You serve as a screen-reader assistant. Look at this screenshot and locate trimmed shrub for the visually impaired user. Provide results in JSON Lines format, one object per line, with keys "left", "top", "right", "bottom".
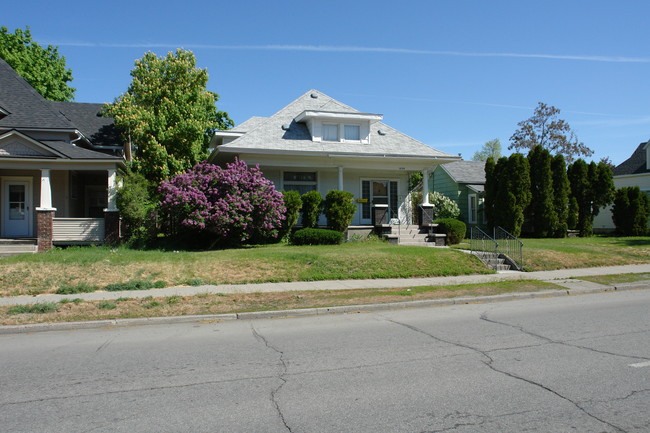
{"left": 323, "top": 190, "right": 356, "bottom": 232}
{"left": 280, "top": 191, "right": 302, "bottom": 240}
{"left": 116, "top": 168, "right": 158, "bottom": 247}
{"left": 301, "top": 190, "right": 323, "bottom": 228}
{"left": 290, "top": 228, "right": 344, "bottom": 245}
{"left": 434, "top": 218, "right": 466, "bottom": 245}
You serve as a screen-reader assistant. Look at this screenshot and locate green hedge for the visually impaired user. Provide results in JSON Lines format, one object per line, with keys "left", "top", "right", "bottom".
{"left": 324, "top": 190, "right": 356, "bottom": 232}
{"left": 434, "top": 218, "right": 466, "bottom": 245}
{"left": 301, "top": 191, "right": 323, "bottom": 228}
{"left": 290, "top": 228, "right": 344, "bottom": 245}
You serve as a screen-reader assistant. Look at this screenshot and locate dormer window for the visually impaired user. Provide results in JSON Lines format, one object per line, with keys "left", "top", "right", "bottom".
{"left": 344, "top": 125, "right": 360, "bottom": 141}
{"left": 323, "top": 124, "right": 339, "bottom": 142}
{"left": 294, "top": 110, "right": 383, "bottom": 145}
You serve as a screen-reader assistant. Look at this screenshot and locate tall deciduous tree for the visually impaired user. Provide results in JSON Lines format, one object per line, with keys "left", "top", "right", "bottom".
{"left": 105, "top": 49, "right": 233, "bottom": 182}
{"left": 0, "top": 26, "right": 75, "bottom": 101}
{"left": 509, "top": 102, "right": 593, "bottom": 163}
{"left": 472, "top": 138, "right": 502, "bottom": 162}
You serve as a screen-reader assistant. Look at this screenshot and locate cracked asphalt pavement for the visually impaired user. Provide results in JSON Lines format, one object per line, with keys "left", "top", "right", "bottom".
{"left": 1, "top": 289, "right": 649, "bottom": 432}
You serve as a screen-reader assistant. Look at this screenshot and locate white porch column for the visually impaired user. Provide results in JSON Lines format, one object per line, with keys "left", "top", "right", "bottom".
{"left": 38, "top": 169, "right": 54, "bottom": 210}
{"left": 106, "top": 168, "right": 118, "bottom": 211}
{"left": 422, "top": 169, "right": 430, "bottom": 205}
{"left": 337, "top": 166, "right": 344, "bottom": 190}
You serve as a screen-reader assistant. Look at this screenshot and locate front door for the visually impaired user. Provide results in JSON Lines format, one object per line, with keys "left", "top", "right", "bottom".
{"left": 2, "top": 179, "right": 32, "bottom": 237}
{"left": 360, "top": 180, "right": 398, "bottom": 224}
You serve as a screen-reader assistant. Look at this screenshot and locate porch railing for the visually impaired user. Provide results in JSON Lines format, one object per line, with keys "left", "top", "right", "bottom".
{"left": 53, "top": 218, "right": 105, "bottom": 243}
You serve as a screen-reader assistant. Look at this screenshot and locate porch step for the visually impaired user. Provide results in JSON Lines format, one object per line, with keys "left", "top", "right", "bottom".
{"left": 0, "top": 239, "right": 38, "bottom": 257}
{"left": 472, "top": 251, "right": 513, "bottom": 271}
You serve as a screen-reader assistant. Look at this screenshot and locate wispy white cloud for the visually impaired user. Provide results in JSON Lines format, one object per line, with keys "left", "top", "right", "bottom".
{"left": 573, "top": 115, "right": 650, "bottom": 127}
{"left": 51, "top": 42, "right": 650, "bottom": 63}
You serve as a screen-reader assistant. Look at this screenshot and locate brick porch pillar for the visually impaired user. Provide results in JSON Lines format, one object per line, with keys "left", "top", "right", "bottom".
{"left": 36, "top": 209, "right": 55, "bottom": 252}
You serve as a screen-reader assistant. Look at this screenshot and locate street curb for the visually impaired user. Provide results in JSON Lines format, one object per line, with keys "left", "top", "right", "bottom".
{"left": 2, "top": 283, "right": 647, "bottom": 335}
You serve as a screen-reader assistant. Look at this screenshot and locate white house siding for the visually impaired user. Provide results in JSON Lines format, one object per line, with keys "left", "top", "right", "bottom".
{"left": 257, "top": 164, "right": 410, "bottom": 226}
{"left": 593, "top": 173, "right": 650, "bottom": 232}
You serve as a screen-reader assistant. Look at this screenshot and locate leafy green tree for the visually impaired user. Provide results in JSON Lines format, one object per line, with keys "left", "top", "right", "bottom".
{"left": 0, "top": 26, "right": 75, "bottom": 101}
{"left": 551, "top": 154, "right": 570, "bottom": 237}
{"left": 526, "top": 145, "right": 557, "bottom": 237}
{"left": 427, "top": 191, "right": 460, "bottom": 219}
{"left": 472, "top": 138, "right": 502, "bottom": 161}
{"left": 509, "top": 102, "right": 593, "bottom": 163}
{"left": 612, "top": 187, "right": 650, "bottom": 236}
{"left": 104, "top": 49, "right": 232, "bottom": 182}
{"left": 116, "top": 169, "right": 157, "bottom": 246}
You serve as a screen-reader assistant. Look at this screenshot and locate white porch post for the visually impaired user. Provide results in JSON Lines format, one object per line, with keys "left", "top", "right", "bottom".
{"left": 106, "top": 168, "right": 118, "bottom": 211}
{"left": 38, "top": 169, "right": 54, "bottom": 210}
{"left": 337, "top": 166, "right": 344, "bottom": 190}
{"left": 422, "top": 169, "right": 430, "bottom": 205}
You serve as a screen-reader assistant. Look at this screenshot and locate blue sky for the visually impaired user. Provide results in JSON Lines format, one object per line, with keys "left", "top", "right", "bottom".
{"left": 4, "top": 0, "right": 649, "bottom": 164}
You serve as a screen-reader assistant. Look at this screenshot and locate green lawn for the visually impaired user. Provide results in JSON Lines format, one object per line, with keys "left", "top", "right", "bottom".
{"left": 0, "top": 240, "right": 490, "bottom": 297}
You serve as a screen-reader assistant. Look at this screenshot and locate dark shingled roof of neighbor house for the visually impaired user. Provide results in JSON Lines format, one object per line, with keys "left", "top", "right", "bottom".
{"left": 614, "top": 141, "right": 650, "bottom": 176}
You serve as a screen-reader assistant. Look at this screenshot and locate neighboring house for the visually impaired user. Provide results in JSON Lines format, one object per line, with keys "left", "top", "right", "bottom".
{"left": 430, "top": 160, "right": 486, "bottom": 228}
{"left": 593, "top": 139, "right": 650, "bottom": 232}
{"left": 209, "top": 90, "right": 460, "bottom": 231}
{"left": 0, "top": 57, "right": 124, "bottom": 251}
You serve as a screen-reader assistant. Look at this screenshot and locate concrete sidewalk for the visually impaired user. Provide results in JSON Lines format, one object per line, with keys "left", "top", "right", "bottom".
{"left": 2, "top": 263, "right": 650, "bottom": 307}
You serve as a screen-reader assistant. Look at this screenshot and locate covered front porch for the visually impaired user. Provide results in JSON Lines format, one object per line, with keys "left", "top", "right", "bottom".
{"left": 0, "top": 164, "right": 120, "bottom": 251}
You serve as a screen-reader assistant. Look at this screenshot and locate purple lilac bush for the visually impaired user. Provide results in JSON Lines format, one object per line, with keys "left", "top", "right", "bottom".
{"left": 159, "top": 159, "right": 286, "bottom": 244}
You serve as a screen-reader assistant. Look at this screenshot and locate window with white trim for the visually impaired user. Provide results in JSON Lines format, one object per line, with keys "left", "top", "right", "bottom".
{"left": 322, "top": 124, "right": 339, "bottom": 142}
{"left": 468, "top": 194, "right": 478, "bottom": 224}
{"left": 344, "top": 125, "right": 360, "bottom": 141}
{"left": 283, "top": 172, "right": 317, "bottom": 195}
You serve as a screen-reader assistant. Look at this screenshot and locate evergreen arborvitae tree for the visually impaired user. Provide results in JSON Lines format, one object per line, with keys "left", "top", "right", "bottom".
{"left": 507, "top": 153, "right": 532, "bottom": 237}
{"left": 492, "top": 157, "right": 510, "bottom": 230}
{"left": 612, "top": 187, "right": 650, "bottom": 236}
{"left": 568, "top": 159, "right": 592, "bottom": 236}
{"left": 527, "top": 145, "right": 557, "bottom": 237}
{"left": 484, "top": 156, "right": 496, "bottom": 229}
{"left": 567, "top": 197, "right": 579, "bottom": 230}
{"left": 589, "top": 161, "right": 615, "bottom": 220}
{"left": 551, "top": 154, "right": 570, "bottom": 237}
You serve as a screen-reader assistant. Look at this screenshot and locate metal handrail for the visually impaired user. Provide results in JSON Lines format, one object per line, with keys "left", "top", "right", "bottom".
{"left": 493, "top": 226, "right": 524, "bottom": 270}
{"left": 470, "top": 226, "right": 499, "bottom": 269}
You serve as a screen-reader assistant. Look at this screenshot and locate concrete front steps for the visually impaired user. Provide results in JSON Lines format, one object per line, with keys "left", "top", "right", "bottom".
{"left": 386, "top": 225, "right": 445, "bottom": 247}
{"left": 0, "top": 239, "right": 38, "bottom": 257}
{"left": 472, "top": 251, "right": 515, "bottom": 271}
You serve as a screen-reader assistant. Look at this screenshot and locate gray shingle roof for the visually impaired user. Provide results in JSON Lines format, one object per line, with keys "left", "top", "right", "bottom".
{"left": 614, "top": 141, "right": 649, "bottom": 176}
{"left": 50, "top": 101, "right": 121, "bottom": 147}
{"left": 441, "top": 160, "right": 486, "bottom": 184}
{"left": 217, "top": 90, "right": 457, "bottom": 159}
{"left": 0, "top": 57, "right": 75, "bottom": 130}
{"left": 40, "top": 140, "right": 121, "bottom": 160}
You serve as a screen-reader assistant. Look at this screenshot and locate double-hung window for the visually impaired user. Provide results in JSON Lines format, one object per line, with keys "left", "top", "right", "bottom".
{"left": 344, "top": 125, "right": 360, "bottom": 141}
{"left": 322, "top": 124, "right": 339, "bottom": 142}
{"left": 468, "top": 194, "right": 478, "bottom": 224}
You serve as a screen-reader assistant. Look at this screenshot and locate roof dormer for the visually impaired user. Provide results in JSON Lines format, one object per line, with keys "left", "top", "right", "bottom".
{"left": 294, "top": 110, "right": 383, "bottom": 144}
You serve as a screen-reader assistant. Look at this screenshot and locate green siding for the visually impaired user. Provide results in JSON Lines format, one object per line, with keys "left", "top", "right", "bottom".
{"left": 430, "top": 167, "right": 480, "bottom": 226}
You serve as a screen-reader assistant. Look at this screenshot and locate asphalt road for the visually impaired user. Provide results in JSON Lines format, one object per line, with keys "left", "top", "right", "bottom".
{"left": 1, "top": 290, "right": 649, "bottom": 432}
